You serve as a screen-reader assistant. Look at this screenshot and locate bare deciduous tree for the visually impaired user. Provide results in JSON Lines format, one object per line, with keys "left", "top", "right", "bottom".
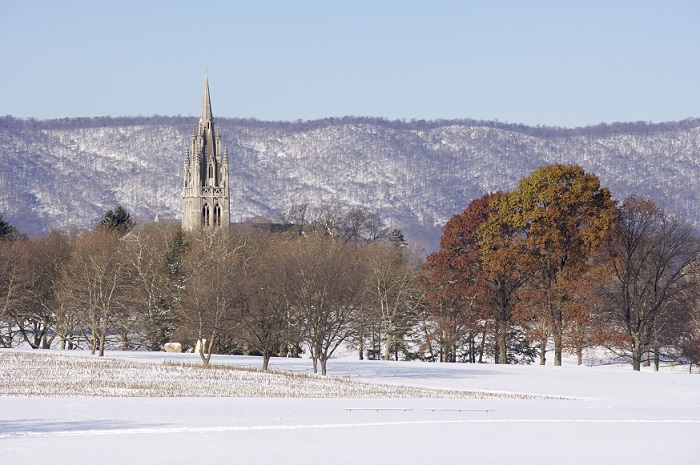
{"left": 176, "top": 228, "right": 247, "bottom": 367}
{"left": 363, "top": 242, "right": 422, "bottom": 361}
{"left": 238, "top": 233, "right": 292, "bottom": 370}
{"left": 20, "top": 232, "right": 71, "bottom": 349}
{"left": 601, "top": 196, "right": 700, "bottom": 370}
{"left": 58, "top": 230, "right": 130, "bottom": 356}
{"left": 0, "top": 239, "right": 31, "bottom": 347}
{"left": 122, "top": 222, "right": 185, "bottom": 350}
{"left": 281, "top": 237, "right": 364, "bottom": 375}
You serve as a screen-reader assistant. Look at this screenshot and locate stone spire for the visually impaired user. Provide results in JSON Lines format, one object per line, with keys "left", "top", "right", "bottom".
{"left": 199, "top": 74, "right": 217, "bottom": 166}
{"left": 182, "top": 74, "right": 230, "bottom": 231}
{"left": 201, "top": 74, "right": 213, "bottom": 123}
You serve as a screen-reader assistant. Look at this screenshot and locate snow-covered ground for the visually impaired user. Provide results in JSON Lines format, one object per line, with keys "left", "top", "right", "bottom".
{"left": 2, "top": 349, "right": 699, "bottom": 464}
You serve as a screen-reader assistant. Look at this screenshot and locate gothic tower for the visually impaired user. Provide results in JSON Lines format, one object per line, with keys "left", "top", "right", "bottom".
{"left": 182, "top": 75, "right": 230, "bottom": 231}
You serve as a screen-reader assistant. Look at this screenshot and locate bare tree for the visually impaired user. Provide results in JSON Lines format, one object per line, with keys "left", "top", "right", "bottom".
{"left": 281, "top": 237, "right": 364, "bottom": 375}
{"left": 0, "top": 239, "right": 31, "bottom": 347}
{"left": 308, "top": 200, "right": 345, "bottom": 237}
{"left": 601, "top": 196, "right": 700, "bottom": 370}
{"left": 176, "top": 227, "right": 247, "bottom": 367}
{"left": 237, "top": 233, "right": 292, "bottom": 370}
{"left": 363, "top": 242, "right": 422, "bottom": 361}
{"left": 122, "top": 222, "right": 185, "bottom": 350}
{"left": 341, "top": 207, "right": 389, "bottom": 244}
{"left": 19, "top": 232, "right": 71, "bottom": 349}
{"left": 57, "top": 230, "right": 130, "bottom": 356}
{"left": 281, "top": 201, "right": 310, "bottom": 238}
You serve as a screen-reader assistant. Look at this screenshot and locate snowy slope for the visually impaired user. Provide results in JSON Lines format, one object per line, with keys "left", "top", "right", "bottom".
{"left": 1, "top": 349, "right": 698, "bottom": 465}
{"left": 2, "top": 117, "right": 700, "bottom": 251}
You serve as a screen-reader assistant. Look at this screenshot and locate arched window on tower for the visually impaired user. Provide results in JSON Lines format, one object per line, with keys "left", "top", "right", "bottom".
{"left": 202, "top": 203, "right": 210, "bottom": 227}
{"left": 214, "top": 204, "right": 221, "bottom": 226}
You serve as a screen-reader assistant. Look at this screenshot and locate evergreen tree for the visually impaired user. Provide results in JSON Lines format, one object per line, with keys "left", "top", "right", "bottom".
{"left": 389, "top": 229, "right": 406, "bottom": 249}
{"left": 97, "top": 206, "right": 134, "bottom": 236}
{"left": 0, "top": 214, "right": 24, "bottom": 241}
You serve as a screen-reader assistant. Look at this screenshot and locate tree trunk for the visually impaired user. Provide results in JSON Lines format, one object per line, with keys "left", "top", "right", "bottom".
{"left": 577, "top": 347, "right": 583, "bottom": 366}
{"left": 320, "top": 353, "right": 328, "bottom": 376}
{"left": 653, "top": 342, "right": 660, "bottom": 372}
{"left": 262, "top": 350, "right": 270, "bottom": 371}
{"left": 198, "top": 339, "right": 210, "bottom": 368}
{"left": 100, "top": 311, "right": 109, "bottom": 357}
{"left": 553, "top": 325, "right": 563, "bottom": 366}
{"left": 632, "top": 337, "right": 642, "bottom": 371}
{"left": 539, "top": 338, "right": 547, "bottom": 365}
{"left": 87, "top": 328, "right": 97, "bottom": 355}
{"left": 121, "top": 328, "right": 129, "bottom": 351}
{"left": 478, "top": 326, "right": 487, "bottom": 363}
{"left": 383, "top": 333, "right": 392, "bottom": 361}
{"left": 497, "top": 321, "right": 508, "bottom": 364}
{"left": 98, "top": 329, "right": 106, "bottom": 357}
{"left": 358, "top": 337, "right": 364, "bottom": 360}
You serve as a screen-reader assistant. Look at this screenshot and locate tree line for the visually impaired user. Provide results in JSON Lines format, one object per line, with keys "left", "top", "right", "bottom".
{"left": 2, "top": 165, "right": 700, "bottom": 372}
{"left": 4, "top": 114, "right": 699, "bottom": 139}
{"left": 423, "top": 164, "right": 700, "bottom": 371}
{"left": 0, "top": 205, "right": 420, "bottom": 375}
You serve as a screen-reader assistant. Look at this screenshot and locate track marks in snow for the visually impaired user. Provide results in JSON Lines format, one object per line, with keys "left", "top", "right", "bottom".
{"left": 3, "top": 419, "right": 699, "bottom": 439}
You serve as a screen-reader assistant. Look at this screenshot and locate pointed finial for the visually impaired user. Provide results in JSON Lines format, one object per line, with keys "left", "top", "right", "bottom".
{"left": 201, "top": 74, "right": 213, "bottom": 122}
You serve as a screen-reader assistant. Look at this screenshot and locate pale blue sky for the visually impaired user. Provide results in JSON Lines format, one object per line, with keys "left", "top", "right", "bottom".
{"left": 1, "top": 0, "right": 698, "bottom": 127}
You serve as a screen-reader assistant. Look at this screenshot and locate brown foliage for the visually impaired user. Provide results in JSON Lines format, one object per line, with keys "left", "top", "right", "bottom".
{"left": 484, "top": 164, "right": 618, "bottom": 365}
{"left": 423, "top": 192, "right": 529, "bottom": 363}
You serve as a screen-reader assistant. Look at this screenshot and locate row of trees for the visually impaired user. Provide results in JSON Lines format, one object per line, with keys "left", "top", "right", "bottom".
{"left": 422, "top": 164, "right": 700, "bottom": 370}
{"left": 0, "top": 207, "right": 421, "bottom": 375}
{"left": 2, "top": 165, "right": 700, "bottom": 371}
{"left": 6, "top": 115, "right": 697, "bottom": 139}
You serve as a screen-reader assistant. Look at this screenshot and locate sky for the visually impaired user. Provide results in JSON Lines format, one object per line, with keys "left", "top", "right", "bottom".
{"left": 1, "top": 0, "right": 698, "bottom": 127}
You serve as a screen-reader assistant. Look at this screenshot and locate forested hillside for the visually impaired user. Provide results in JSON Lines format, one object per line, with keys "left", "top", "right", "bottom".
{"left": 1, "top": 116, "right": 699, "bottom": 251}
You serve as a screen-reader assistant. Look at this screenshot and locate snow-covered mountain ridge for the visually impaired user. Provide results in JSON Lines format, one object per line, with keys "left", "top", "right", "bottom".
{"left": 2, "top": 116, "right": 699, "bottom": 251}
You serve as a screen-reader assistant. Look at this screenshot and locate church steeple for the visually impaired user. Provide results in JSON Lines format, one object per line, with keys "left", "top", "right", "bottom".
{"left": 201, "top": 74, "right": 213, "bottom": 124}
{"left": 182, "top": 74, "right": 230, "bottom": 231}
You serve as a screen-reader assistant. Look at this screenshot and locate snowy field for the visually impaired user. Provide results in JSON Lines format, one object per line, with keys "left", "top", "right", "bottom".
{"left": 2, "top": 349, "right": 699, "bottom": 464}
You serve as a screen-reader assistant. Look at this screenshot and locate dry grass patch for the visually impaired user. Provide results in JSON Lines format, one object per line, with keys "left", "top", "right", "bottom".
{"left": 1, "top": 351, "right": 562, "bottom": 399}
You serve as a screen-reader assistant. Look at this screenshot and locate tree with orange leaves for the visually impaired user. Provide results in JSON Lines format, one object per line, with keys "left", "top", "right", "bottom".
{"left": 483, "top": 165, "right": 618, "bottom": 366}
{"left": 422, "top": 194, "right": 494, "bottom": 362}
{"left": 477, "top": 193, "right": 534, "bottom": 364}
{"left": 424, "top": 192, "right": 531, "bottom": 363}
